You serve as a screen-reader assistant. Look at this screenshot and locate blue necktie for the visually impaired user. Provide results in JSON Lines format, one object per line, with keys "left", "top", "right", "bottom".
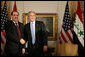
{"left": 31, "top": 22, "right": 35, "bottom": 45}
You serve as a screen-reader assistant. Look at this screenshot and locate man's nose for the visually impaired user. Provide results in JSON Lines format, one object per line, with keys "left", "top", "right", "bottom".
{"left": 15, "top": 16, "right": 18, "bottom": 18}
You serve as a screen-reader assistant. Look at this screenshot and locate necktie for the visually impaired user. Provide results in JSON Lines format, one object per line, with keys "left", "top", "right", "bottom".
{"left": 31, "top": 22, "right": 35, "bottom": 45}
{"left": 15, "top": 23, "right": 21, "bottom": 38}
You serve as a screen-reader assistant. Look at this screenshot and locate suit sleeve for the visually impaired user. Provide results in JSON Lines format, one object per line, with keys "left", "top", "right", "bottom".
{"left": 41, "top": 22, "right": 48, "bottom": 46}
{"left": 5, "top": 22, "right": 20, "bottom": 43}
{"left": 20, "top": 23, "right": 25, "bottom": 48}
{"left": 23, "top": 25, "right": 29, "bottom": 49}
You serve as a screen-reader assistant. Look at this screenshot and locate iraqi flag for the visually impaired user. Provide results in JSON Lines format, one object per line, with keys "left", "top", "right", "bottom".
{"left": 73, "top": 1, "right": 84, "bottom": 56}
{"left": 13, "top": 1, "right": 17, "bottom": 11}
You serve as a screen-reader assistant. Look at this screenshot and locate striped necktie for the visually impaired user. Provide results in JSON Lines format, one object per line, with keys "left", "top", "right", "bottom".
{"left": 15, "top": 23, "right": 21, "bottom": 38}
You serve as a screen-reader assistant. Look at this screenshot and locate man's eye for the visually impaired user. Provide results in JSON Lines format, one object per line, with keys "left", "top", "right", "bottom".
{"left": 13, "top": 15, "right": 18, "bottom": 16}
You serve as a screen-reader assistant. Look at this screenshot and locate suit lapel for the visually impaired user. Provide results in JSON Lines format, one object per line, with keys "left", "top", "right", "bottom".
{"left": 35, "top": 21, "right": 37, "bottom": 35}
{"left": 11, "top": 21, "right": 19, "bottom": 37}
{"left": 29, "top": 23, "right": 32, "bottom": 43}
{"left": 35, "top": 21, "right": 38, "bottom": 43}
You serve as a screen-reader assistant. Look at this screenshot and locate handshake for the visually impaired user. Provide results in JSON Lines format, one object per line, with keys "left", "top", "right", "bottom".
{"left": 20, "top": 38, "right": 26, "bottom": 55}
{"left": 20, "top": 38, "right": 25, "bottom": 45}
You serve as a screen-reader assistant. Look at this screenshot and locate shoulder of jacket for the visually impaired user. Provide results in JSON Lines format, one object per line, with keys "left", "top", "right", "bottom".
{"left": 24, "top": 23, "right": 29, "bottom": 27}
{"left": 18, "top": 22, "right": 23, "bottom": 25}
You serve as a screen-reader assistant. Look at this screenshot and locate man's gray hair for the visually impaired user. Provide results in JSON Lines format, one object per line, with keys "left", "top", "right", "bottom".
{"left": 28, "top": 11, "right": 36, "bottom": 16}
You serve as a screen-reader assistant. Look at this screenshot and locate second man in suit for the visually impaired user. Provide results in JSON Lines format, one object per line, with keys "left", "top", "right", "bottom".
{"left": 24, "top": 11, "right": 48, "bottom": 56}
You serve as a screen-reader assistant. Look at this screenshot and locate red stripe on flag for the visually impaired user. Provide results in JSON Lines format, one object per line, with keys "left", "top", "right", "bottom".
{"left": 70, "top": 28, "right": 72, "bottom": 33}
{"left": 66, "top": 30, "right": 73, "bottom": 43}
{"left": 1, "top": 30, "right": 6, "bottom": 39}
{"left": 61, "top": 30, "right": 67, "bottom": 42}
{"left": 1, "top": 37, "right": 4, "bottom": 44}
{"left": 76, "top": 1, "right": 83, "bottom": 24}
{"left": 13, "top": 1, "right": 17, "bottom": 11}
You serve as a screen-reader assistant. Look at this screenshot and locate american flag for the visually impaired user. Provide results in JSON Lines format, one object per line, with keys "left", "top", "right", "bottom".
{"left": 1, "top": 1, "right": 7, "bottom": 54}
{"left": 59, "top": 2, "right": 73, "bottom": 43}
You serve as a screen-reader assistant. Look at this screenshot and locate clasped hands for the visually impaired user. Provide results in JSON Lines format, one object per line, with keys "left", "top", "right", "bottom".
{"left": 20, "top": 38, "right": 25, "bottom": 55}
{"left": 20, "top": 38, "right": 48, "bottom": 55}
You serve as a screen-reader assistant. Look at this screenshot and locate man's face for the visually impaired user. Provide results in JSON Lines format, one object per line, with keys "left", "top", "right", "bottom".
{"left": 28, "top": 12, "right": 36, "bottom": 22}
{"left": 12, "top": 12, "right": 19, "bottom": 22}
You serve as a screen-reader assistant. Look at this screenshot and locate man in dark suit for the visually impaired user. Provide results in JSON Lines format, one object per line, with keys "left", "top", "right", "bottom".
{"left": 5, "top": 11, "right": 25, "bottom": 56}
{"left": 24, "top": 11, "right": 48, "bottom": 56}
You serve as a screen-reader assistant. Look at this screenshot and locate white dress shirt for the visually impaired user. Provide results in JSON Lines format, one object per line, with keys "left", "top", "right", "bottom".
{"left": 12, "top": 20, "right": 19, "bottom": 26}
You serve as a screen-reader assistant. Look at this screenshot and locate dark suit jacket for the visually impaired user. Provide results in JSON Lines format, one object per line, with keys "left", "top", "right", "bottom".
{"left": 5, "top": 20, "right": 24, "bottom": 56}
{"left": 24, "top": 21, "right": 48, "bottom": 55}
